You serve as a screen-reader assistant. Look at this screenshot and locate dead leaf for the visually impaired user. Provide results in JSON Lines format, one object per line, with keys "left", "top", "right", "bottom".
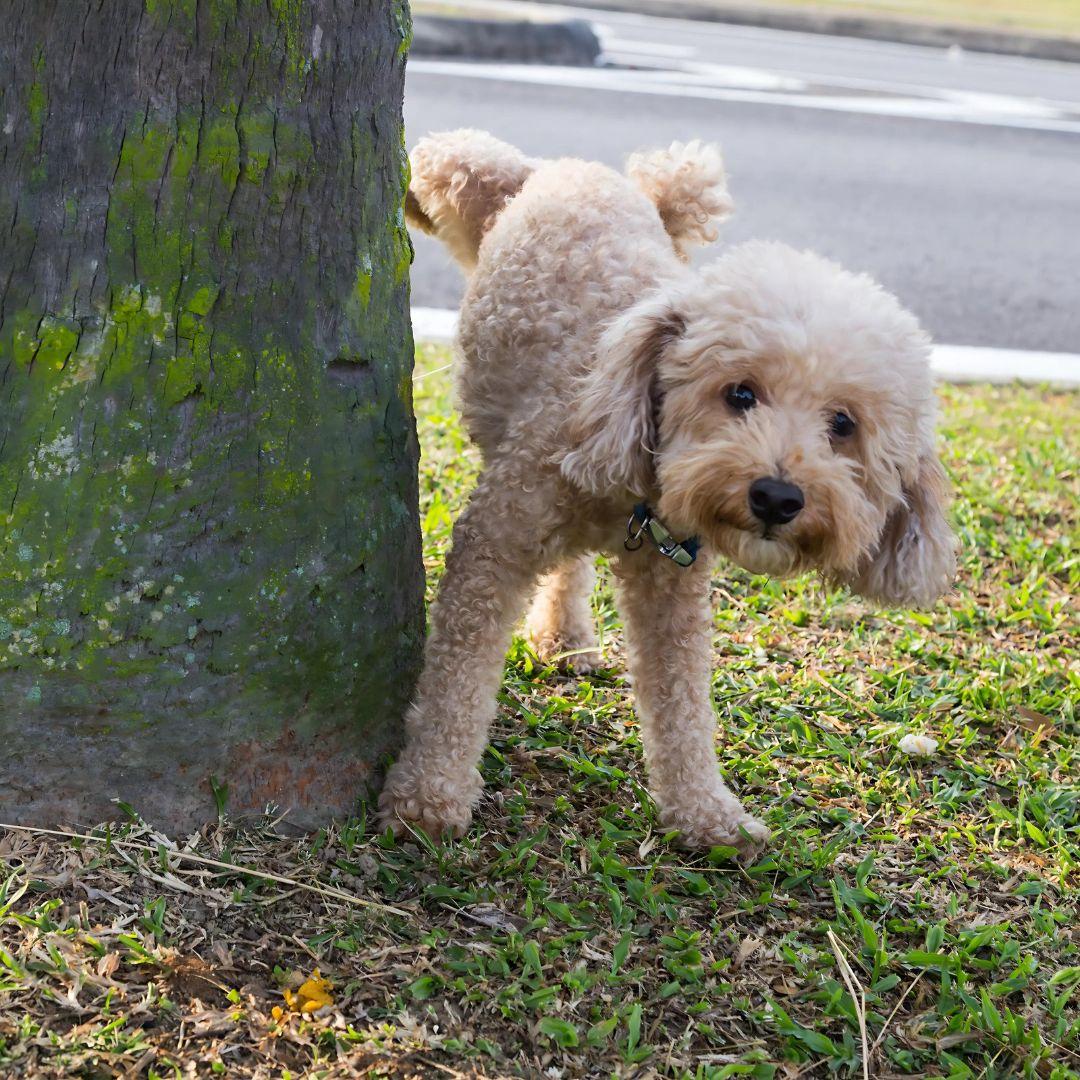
{"left": 1017, "top": 707, "right": 1056, "bottom": 735}
{"left": 938, "top": 1030, "right": 985, "bottom": 1050}
{"left": 189, "top": 1011, "right": 238, "bottom": 1037}
{"left": 459, "top": 904, "right": 528, "bottom": 934}
{"left": 78, "top": 882, "right": 133, "bottom": 909}
{"left": 96, "top": 953, "right": 120, "bottom": 978}
{"left": 732, "top": 935, "right": 763, "bottom": 971}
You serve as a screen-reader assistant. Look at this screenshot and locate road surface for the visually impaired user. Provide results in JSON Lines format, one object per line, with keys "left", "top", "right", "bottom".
{"left": 404, "top": 2, "right": 1080, "bottom": 354}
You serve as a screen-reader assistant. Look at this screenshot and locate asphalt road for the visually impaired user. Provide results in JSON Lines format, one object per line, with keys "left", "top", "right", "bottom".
{"left": 404, "top": 5, "right": 1080, "bottom": 352}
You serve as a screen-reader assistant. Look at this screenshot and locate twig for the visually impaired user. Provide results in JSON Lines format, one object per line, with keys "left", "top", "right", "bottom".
{"left": 827, "top": 929, "right": 869, "bottom": 1080}
{"left": 413, "top": 361, "right": 454, "bottom": 382}
{"left": 812, "top": 672, "right": 881, "bottom": 722}
{"left": 426, "top": 1061, "right": 474, "bottom": 1079}
{"left": 973, "top": 1048, "right": 1004, "bottom": 1080}
{"left": 0, "top": 822, "right": 410, "bottom": 917}
{"left": 255, "top": 887, "right": 306, "bottom": 906}
{"left": 868, "top": 969, "right": 925, "bottom": 1061}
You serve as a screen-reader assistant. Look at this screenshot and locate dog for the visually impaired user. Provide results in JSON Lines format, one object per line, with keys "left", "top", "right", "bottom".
{"left": 380, "top": 129, "right": 957, "bottom": 857}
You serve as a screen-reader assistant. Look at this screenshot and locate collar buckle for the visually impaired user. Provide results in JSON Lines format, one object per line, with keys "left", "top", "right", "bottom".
{"left": 624, "top": 504, "right": 700, "bottom": 567}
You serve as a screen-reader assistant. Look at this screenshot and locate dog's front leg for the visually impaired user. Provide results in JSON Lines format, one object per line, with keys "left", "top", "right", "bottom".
{"left": 379, "top": 487, "right": 543, "bottom": 840}
{"left": 613, "top": 550, "right": 769, "bottom": 859}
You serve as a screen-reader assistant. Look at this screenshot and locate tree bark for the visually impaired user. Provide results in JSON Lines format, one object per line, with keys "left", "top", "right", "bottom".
{"left": 0, "top": 0, "right": 423, "bottom": 830}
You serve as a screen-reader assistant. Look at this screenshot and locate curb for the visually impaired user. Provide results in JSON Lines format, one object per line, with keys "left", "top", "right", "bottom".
{"left": 411, "top": 14, "right": 602, "bottom": 65}
{"left": 526, "top": 0, "right": 1080, "bottom": 64}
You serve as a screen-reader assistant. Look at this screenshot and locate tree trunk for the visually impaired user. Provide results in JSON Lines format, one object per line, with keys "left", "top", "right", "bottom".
{"left": 0, "top": 0, "right": 423, "bottom": 830}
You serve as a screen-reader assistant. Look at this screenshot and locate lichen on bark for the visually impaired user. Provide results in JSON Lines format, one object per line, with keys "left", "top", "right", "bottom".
{"left": 0, "top": 0, "right": 423, "bottom": 828}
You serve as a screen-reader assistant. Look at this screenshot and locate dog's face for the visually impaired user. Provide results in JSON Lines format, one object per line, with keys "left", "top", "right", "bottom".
{"left": 561, "top": 241, "right": 957, "bottom": 606}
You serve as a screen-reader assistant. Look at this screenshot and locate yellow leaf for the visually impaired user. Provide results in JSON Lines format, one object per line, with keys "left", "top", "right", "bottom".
{"left": 278, "top": 968, "right": 334, "bottom": 1016}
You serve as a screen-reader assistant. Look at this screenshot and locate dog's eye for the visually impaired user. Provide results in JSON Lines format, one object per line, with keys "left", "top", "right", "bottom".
{"left": 830, "top": 411, "right": 856, "bottom": 438}
{"left": 725, "top": 384, "right": 757, "bottom": 411}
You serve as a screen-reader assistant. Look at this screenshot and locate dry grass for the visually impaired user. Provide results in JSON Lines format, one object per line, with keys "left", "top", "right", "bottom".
{"left": 0, "top": 346, "right": 1077, "bottom": 1078}
{"left": 742, "top": 0, "right": 1080, "bottom": 38}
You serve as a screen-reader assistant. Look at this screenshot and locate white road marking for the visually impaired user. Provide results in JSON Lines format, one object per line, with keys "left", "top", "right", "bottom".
{"left": 412, "top": 308, "right": 455, "bottom": 343}
{"left": 408, "top": 59, "right": 1080, "bottom": 134}
{"left": 608, "top": 58, "right": 808, "bottom": 90}
{"left": 412, "top": 307, "right": 1080, "bottom": 386}
{"left": 411, "top": 306, "right": 459, "bottom": 343}
{"left": 600, "top": 36, "right": 699, "bottom": 58}
{"left": 596, "top": 47, "right": 1080, "bottom": 115}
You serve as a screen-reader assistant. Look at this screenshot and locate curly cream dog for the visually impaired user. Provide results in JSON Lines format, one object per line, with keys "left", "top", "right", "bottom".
{"left": 380, "top": 130, "right": 956, "bottom": 856}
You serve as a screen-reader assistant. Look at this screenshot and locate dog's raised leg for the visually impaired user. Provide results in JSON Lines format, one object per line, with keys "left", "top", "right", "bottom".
{"left": 378, "top": 483, "right": 545, "bottom": 840}
{"left": 613, "top": 550, "right": 770, "bottom": 859}
{"left": 525, "top": 555, "right": 601, "bottom": 673}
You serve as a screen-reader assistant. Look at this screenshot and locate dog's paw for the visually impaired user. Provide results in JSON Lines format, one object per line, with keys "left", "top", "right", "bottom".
{"left": 377, "top": 786, "right": 472, "bottom": 840}
{"left": 661, "top": 807, "right": 771, "bottom": 862}
{"left": 529, "top": 633, "right": 603, "bottom": 675}
{"left": 377, "top": 767, "right": 475, "bottom": 841}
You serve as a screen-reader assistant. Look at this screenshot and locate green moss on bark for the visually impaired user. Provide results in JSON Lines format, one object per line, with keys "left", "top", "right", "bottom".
{"left": 0, "top": 0, "right": 423, "bottom": 829}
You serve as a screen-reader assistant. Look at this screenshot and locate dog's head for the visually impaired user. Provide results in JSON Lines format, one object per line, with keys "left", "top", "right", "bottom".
{"left": 560, "top": 241, "right": 957, "bottom": 607}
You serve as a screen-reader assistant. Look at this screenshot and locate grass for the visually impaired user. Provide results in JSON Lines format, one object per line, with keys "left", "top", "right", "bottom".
{"left": 738, "top": 0, "right": 1080, "bottom": 39}
{"left": 0, "top": 344, "right": 1077, "bottom": 1078}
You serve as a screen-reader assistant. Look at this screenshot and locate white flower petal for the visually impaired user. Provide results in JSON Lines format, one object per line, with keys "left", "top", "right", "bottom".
{"left": 898, "top": 734, "right": 939, "bottom": 756}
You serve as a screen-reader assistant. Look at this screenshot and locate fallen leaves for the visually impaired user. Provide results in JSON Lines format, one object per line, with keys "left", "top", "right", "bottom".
{"left": 459, "top": 903, "right": 528, "bottom": 935}
{"left": 731, "top": 935, "right": 763, "bottom": 971}
{"left": 272, "top": 968, "right": 334, "bottom": 1021}
{"left": 1016, "top": 705, "right": 1057, "bottom": 736}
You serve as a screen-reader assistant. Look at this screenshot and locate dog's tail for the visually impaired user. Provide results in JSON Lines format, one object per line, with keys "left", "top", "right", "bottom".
{"left": 405, "top": 129, "right": 536, "bottom": 273}
{"left": 626, "top": 140, "right": 733, "bottom": 259}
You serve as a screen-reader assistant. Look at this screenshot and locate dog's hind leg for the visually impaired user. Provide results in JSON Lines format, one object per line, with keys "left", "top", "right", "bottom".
{"left": 406, "top": 129, "right": 536, "bottom": 273}
{"left": 525, "top": 555, "right": 601, "bottom": 673}
{"left": 378, "top": 476, "right": 548, "bottom": 840}
{"left": 612, "top": 550, "right": 769, "bottom": 860}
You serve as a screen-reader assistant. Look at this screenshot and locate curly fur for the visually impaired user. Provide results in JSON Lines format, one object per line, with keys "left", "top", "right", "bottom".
{"left": 626, "top": 139, "right": 733, "bottom": 259}
{"left": 404, "top": 129, "right": 537, "bottom": 271}
{"left": 380, "top": 131, "right": 957, "bottom": 857}
{"left": 406, "top": 129, "right": 732, "bottom": 270}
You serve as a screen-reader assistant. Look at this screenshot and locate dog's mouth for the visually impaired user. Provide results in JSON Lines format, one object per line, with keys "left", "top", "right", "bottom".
{"left": 710, "top": 515, "right": 857, "bottom": 579}
{"left": 706, "top": 516, "right": 801, "bottom": 577}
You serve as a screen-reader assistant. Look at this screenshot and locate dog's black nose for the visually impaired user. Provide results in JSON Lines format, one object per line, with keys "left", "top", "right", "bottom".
{"left": 748, "top": 477, "right": 804, "bottom": 526}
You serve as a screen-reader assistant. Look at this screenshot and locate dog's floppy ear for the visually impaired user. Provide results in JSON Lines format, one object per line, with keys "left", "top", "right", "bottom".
{"left": 844, "top": 448, "right": 957, "bottom": 608}
{"left": 558, "top": 292, "right": 685, "bottom": 497}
